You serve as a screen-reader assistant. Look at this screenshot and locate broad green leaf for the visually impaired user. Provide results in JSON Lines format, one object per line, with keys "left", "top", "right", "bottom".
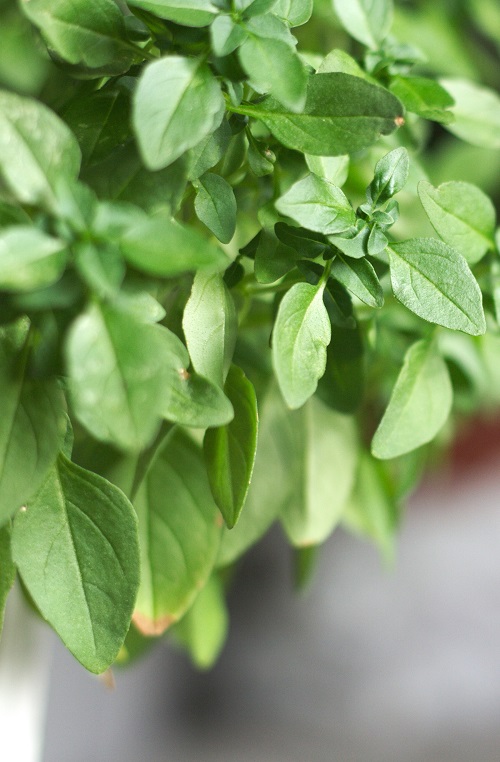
{"left": 305, "top": 154, "right": 349, "bottom": 186}
{"left": 204, "top": 365, "right": 258, "bottom": 528}
{"left": 194, "top": 173, "right": 237, "bottom": 244}
{"left": 0, "top": 91, "right": 81, "bottom": 211}
{"left": 128, "top": 0, "right": 217, "bottom": 27}
{"left": 0, "top": 525, "right": 15, "bottom": 637}
{"left": 317, "top": 323, "right": 364, "bottom": 413}
{"left": 132, "top": 430, "right": 221, "bottom": 635}
{"left": 170, "top": 574, "right": 228, "bottom": 670}
{"left": 371, "top": 339, "right": 453, "bottom": 459}
{"left": 119, "top": 214, "right": 229, "bottom": 277}
{"left": 210, "top": 15, "right": 247, "bottom": 58}
{"left": 333, "top": 0, "right": 393, "bottom": 48}
{"left": 275, "top": 174, "right": 355, "bottom": 235}
{"left": 388, "top": 238, "right": 486, "bottom": 336}
{"left": 440, "top": 78, "right": 500, "bottom": 149}
{"left": 0, "top": 227, "right": 67, "bottom": 292}
{"left": 133, "top": 56, "right": 224, "bottom": 170}
{"left": 238, "top": 17, "right": 308, "bottom": 112}
{"left": 389, "top": 76, "right": 454, "bottom": 124}
{"left": 187, "top": 119, "right": 232, "bottom": 181}
{"left": 280, "top": 397, "right": 358, "bottom": 546}
{"left": 367, "top": 147, "right": 409, "bottom": 206}
{"left": 0, "top": 321, "right": 66, "bottom": 525}
{"left": 183, "top": 272, "right": 237, "bottom": 388}
{"left": 330, "top": 255, "right": 384, "bottom": 308}
{"left": 12, "top": 454, "right": 140, "bottom": 673}
{"left": 273, "top": 0, "right": 313, "bottom": 26}
{"left": 65, "top": 304, "right": 179, "bottom": 451}
{"left": 272, "top": 281, "right": 331, "bottom": 408}
{"left": 418, "top": 180, "right": 495, "bottom": 265}
{"left": 239, "top": 73, "right": 403, "bottom": 155}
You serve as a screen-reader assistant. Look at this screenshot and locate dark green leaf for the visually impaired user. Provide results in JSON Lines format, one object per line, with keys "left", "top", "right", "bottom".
{"left": 275, "top": 174, "right": 355, "bottom": 235}
{"left": 194, "top": 173, "right": 237, "bottom": 243}
{"left": 0, "top": 227, "right": 67, "bottom": 292}
{"left": 329, "top": 226, "right": 370, "bottom": 259}
{"left": 62, "top": 90, "right": 131, "bottom": 165}
{"left": 187, "top": 119, "right": 232, "bottom": 181}
{"left": 367, "top": 147, "right": 409, "bottom": 206}
{"left": 254, "top": 233, "right": 299, "bottom": 284}
{"left": 389, "top": 76, "right": 455, "bottom": 124}
{"left": 333, "top": 0, "right": 393, "bottom": 48}
{"left": 317, "top": 323, "right": 364, "bottom": 413}
{"left": 275, "top": 223, "right": 327, "bottom": 258}
{"left": 330, "top": 254, "right": 384, "bottom": 307}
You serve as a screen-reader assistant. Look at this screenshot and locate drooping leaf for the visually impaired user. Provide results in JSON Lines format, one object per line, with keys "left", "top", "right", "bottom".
{"left": 371, "top": 339, "right": 453, "bottom": 459}
{"left": 204, "top": 365, "right": 258, "bottom": 529}
{"left": 440, "top": 78, "right": 500, "bottom": 149}
{"left": 330, "top": 255, "right": 384, "bottom": 308}
{"left": 418, "top": 180, "right": 495, "bottom": 265}
{"left": 128, "top": 0, "right": 217, "bottom": 27}
{"left": 366, "top": 147, "right": 409, "bottom": 206}
{"left": 194, "top": 173, "right": 237, "bottom": 243}
{"left": 133, "top": 56, "right": 224, "bottom": 170}
{"left": 0, "top": 525, "right": 16, "bottom": 637}
{"left": 272, "top": 281, "right": 331, "bottom": 408}
{"left": 12, "top": 455, "right": 140, "bottom": 673}
{"left": 389, "top": 76, "right": 455, "bottom": 124}
{"left": 132, "top": 430, "right": 221, "bottom": 635}
{"left": 0, "top": 90, "right": 81, "bottom": 211}
{"left": 0, "top": 227, "right": 67, "bottom": 292}
{"left": 238, "top": 72, "right": 404, "bottom": 156}
{"left": 275, "top": 173, "right": 355, "bottom": 235}
{"left": 333, "top": 0, "right": 393, "bottom": 49}
{"left": 388, "top": 238, "right": 486, "bottom": 335}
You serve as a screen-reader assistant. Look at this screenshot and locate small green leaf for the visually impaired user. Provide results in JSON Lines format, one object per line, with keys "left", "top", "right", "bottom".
{"left": 194, "top": 173, "right": 237, "bottom": 243}
{"left": 418, "top": 180, "right": 496, "bottom": 265}
{"left": 132, "top": 430, "right": 221, "bottom": 636}
{"left": 204, "top": 365, "right": 258, "bottom": 529}
{"left": 187, "top": 119, "right": 232, "bottom": 182}
{"left": 367, "top": 147, "right": 409, "bottom": 206}
{"left": 12, "top": 455, "right": 140, "bottom": 673}
{"left": 440, "top": 78, "right": 500, "bottom": 149}
{"left": 0, "top": 91, "right": 81, "bottom": 211}
{"left": 329, "top": 226, "right": 370, "bottom": 259}
{"left": 330, "top": 255, "right": 384, "bottom": 308}
{"left": 133, "top": 56, "right": 224, "bottom": 170}
{"left": 388, "top": 238, "right": 486, "bottom": 335}
{"left": 275, "top": 173, "right": 355, "bottom": 235}
{"left": 333, "top": 0, "right": 393, "bottom": 48}
{"left": 239, "top": 72, "right": 403, "bottom": 156}
{"left": 210, "top": 15, "right": 247, "bottom": 57}
{"left": 0, "top": 227, "right": 67, "bottom": 292}
{"left": 273, "top": 0, "right": 313, "bottom": 26}
{"left": 128, "top": 0, "right": 217, "bottom": 27}
{"left": 183, "top": 272, "right": 238, "bottom": 388}
{"left": 389, "top": 76, "right": 455, "bottom": 124}
{"left": 272, "top": 281, "right": 331, "bottom": 408}
{"left": 0, "top": 525, "right": 16, "bottom": 637}
{"left": 372, "top": 339, "right": 453, "bottom": 459}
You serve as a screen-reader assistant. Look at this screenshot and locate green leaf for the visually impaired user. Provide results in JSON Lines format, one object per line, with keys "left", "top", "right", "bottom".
{"left": 440, "top": 78, "right": 500, "bottom": 149}
{"left": 183, "top": 271, "right": 238, "bottom": 388}
{"left": 372, "top": 339, "right": 453, "bottom": 459}
{"left": 388, "top": 238, "right": 486, "bottom": 336}
{"left": 317, "top": 323, "right": 364, "bottom": 414}
{"left": 254, "top": 231, "right": 299, "bottom": 284}
{"left": 418, "top": 180, "right": 496, "bottom": 265}
{"left": 65, "top": 304, "right": 178, "bottom": 451}
{"left": 73, "top": 242, "right": 125, "bottom": 299}
{"left": 273, "top": 0, "right": 313, "bottom": 27}
{"left": 0, "top": 91, "right": 81, "bottom": 211}
{"left": 330, "top": 255, "right": 384, "bottom": 308}
{"left": 367, "top": 147, "right": 409, "bottom": 206}
{"left": 333, "top": 0, "right": 393, "bottom": 48}
{"left": 133, "top": 56, "right": 224, "bottom": 170}
{"left": 305, "top": 154, "right": 350, "bottom": 186}
{"left": 0, "top": 525, "right": 15, "bottom": 638}
{"left": 194, "top": 173, "right": 237, "bottom": 243}
{"left": 239, "top": 72, "right": 403, "bottom": 155}
{"left": 329, "top": 226, "right": 370, "bottom": 259}
{"left": 119, "top": 213, "right": 229, "bottom": 277}
{"left": 0, "top": 227, "right": 67, "bottom": 292}
{"left": 187, "top": 119, "right": 232, "bottom": 181}
{"left": 389, "top": 76, "right": 455, "bottom": 124}
{"left": 234, "top": 0, "right": 278, "bottom": 15}
{"left": 275, "top": 173, "right": 355, "bottom": 234}
{"left": 280, "top": 397, "right": 358, "bottom": 546}
{"left": 272, "top": 281, "right": 331, "bottom": 408}
{"left": 238, "top": 17, "right": 308, "bottom": 112}
{"left": 274, "top": 223, "right": 327, "bottom": 258}
{"left": 132, "top": 430, "right": 221, "bottom": 635}
{"left": 204, "top": 365, "right": 258, "bottom": 529}
{"left": 128, "top": 0, "right": 217, "bottom": 27}
{"left": 0, "top": 321, "right": 66, "bottom": 525}
{"left": 170, "top": 574, "right": 228, "bottom": 669}
{"left": 12, "top": 454, "right": 140, "bottom": 673}
{"left": 62, "top": 89, "right": 131, "bottom": 166}
{"left": 210, "top": 15, "right": 247, "bottom": 58}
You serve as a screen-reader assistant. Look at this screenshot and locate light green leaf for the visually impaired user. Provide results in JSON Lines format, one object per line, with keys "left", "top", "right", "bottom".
{"left": 0, "top": 91, "right": 81, "bottom": 211}
{"left": 389, "top": 76, "right": 455, "bottom": 124}
{"left": 275, "top": 173, "right": 355, "bottom": 234}
{"left": 272, "top": 281, "right": 331, "bottom": 408}
{"left": 239, "top": 72, "right": 403, "bottom": 155}
{"left": 133, "top": 56, "right": 224, "bottom": 170}
{"left": 440, "top": 78, "right": 500, "bottom": 149}
{"left": 280, "top": 396, "right": 358, "bottom": 546}
{"left": 367, "top": 147, "right": 409, "bottom": 206}
{"left": 305, "top": 154, "right": 350, "bottom": 186}
{"left": 418, "top": 180, "right": 495, "bottom": 265}
{"left": 0, "top": 321, "right": 66, "bottom": 525}
{"left": 132, "top": 430, "right": 221, "bottom": 635}
{"left": 194, "top": 173, "right": 237, "bottom": 244}
{"left": 331, "top": 255, "right": 384, "bottom": 308}
{"left": 0, "top": 525, "right": 16, "bottom": 638}
{"left": 204, "top": 365, "right": 258, "bottom": 529}
{"left": 128, "top": 0, "right": 217, "bottom": 27}
{"left": 388, "top": 238, "right": 486, "bottom": 335}
{"left": 273, "top": 0, "right": 313, "bottom": 26}
{"left": 0, "top": 227, "right": 67, "bottom": 292}
{"left": 210, "top": 15, "right": 247, "bottom": 58}
{"left": 333, "top": 0, "right": 393, "bottom": 48}
{"left": 119, "top": 214, "right": 229, "bottom": 277}
{"left": 183, "top": 272, "right": 238, "bottom": 388}
{"left": 371, "top": 339, "right": 452, "bottom": 459}
{"left": 12, "top": 454, "right": 140, "bottom": 673}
